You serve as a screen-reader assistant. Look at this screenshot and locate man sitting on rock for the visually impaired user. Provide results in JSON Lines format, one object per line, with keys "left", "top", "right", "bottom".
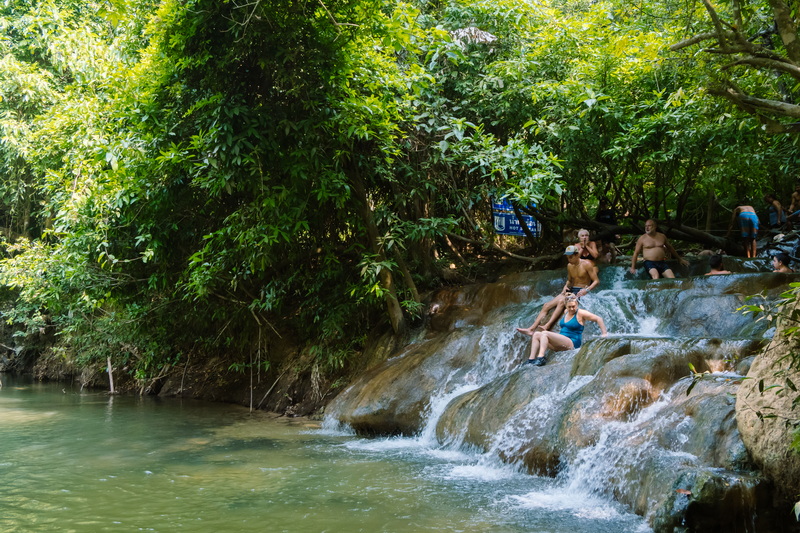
{"left": 629, "top": 219, "right": 688, "bottom": 279}
{"left": 517, "top": 245, "right": 600, "bottom": 334}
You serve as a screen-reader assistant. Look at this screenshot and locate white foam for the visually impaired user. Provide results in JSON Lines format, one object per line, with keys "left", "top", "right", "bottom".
{"left": 637, "top": 316, "right": 660, "bottom": 336}
{"left": 444, "top": 462, "right": 518, "bottom": 482}
{"left": 343, "top": 436, "right": 423, "bottom": 453}
{"left": 506, "top": 488, "right": 625, "bottom": 520}
{"left": 421, "top": 448, "right": 472, "bottom": 462}
{"left": 314, "top": 416, "right": 356, "bottom": 436}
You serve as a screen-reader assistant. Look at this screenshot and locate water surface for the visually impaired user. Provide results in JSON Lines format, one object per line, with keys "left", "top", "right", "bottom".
{"left": 0, "top": 376, "right": 649, "bottom": 532}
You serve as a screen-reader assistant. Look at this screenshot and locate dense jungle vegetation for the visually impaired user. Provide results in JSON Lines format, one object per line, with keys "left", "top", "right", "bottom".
{"left": 1, "top": 0, "right": 800, "bottom": 395}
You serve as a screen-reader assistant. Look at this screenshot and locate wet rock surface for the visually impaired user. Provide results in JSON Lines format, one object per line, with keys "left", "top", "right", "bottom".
{"left": 736, "top": 296, "right": 800, "bottom": 505}
{"left": 327, "top": 264, "right": 800, "bottom": 531}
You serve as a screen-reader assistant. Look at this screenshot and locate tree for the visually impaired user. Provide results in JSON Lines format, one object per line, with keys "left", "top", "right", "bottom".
{"left": 1, "top": 0, "right": 800, "bottom": 389}
{"left": 671, "top": 0, "right": 800, "bottom": 133}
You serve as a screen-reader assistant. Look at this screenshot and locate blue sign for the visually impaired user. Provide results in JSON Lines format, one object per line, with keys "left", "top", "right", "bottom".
{"left": 492, "top": 198, "right": 540, "bottom": 237}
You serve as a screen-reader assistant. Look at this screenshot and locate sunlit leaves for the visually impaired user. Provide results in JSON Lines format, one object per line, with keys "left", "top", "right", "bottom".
{"left": 1, "top": 0, "right": 799, "bottom": 381}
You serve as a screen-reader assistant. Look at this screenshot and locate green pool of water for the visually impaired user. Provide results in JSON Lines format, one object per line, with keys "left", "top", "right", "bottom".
{"left": 0, "top": 375, "right": 648, "bottom": 532}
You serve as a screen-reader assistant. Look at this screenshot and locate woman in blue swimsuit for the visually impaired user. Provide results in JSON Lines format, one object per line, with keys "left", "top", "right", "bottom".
{"left": 523, "top": 296, "right": 607, "bottom": 366}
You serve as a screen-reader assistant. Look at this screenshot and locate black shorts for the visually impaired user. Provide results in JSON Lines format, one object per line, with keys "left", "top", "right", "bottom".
{"left": 644, "top": 260, "right": 670, "bottom": 275}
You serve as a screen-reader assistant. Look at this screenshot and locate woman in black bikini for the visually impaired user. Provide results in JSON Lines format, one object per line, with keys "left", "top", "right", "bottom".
{"left": 576, "top": 228, "right": 599, "bottom": 263}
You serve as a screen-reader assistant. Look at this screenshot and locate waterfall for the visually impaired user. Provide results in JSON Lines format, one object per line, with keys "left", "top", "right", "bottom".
{"left": 326, "top": 265, "right": 796, "bottom": 530}
{"left": 417, "top": 382, "right": 481, "bottom": 446}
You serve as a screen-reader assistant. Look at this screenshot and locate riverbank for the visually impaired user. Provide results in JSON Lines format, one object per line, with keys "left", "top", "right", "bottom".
{"left": 4, "top": 255, "right": 800, "bottom": 531}
{"left": 0, "top": 252, "right": 535, "bottom": 416}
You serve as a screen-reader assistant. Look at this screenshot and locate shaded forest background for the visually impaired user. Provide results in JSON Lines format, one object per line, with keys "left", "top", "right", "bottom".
{"left": 0, "top": 0, "right": 799, "bottom": 404}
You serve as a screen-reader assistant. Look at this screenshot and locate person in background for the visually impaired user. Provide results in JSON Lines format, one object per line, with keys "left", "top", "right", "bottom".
{"left": 595, "top": 230, "right": 620, "bottom": 264}
{"left": 629, "top": 219, "right": 689, "bottom": 279}
{"left": 595, "top": 198, "right": 617, "bottom": 226}
{"left": 705, "top": 254, "right": 732, "bottom": 275}
{"left": 772, "top": 252, "right": 794, "bottom": 273}
{"left": 727, "top": 202, "right": 759, "bottom": 258}
{"left": 789, "top": 184, "right": 800, "bottom": 219}
{"left": 595, "top": 199, "right": 620, "bottom": 264}
{"left": 765, "top": 193, "right": 787, "bottom": 228}
{"left": 521, "top": 295, "right": 607, "bottom": 366}
{"left": 576, "top": 228, "right": 599, "bottom": 263}
{"left": 517, "top": 245, "right": 600, "bottom": 333}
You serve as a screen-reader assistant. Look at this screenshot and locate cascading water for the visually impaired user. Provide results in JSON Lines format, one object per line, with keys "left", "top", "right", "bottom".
{"left": 325, "top": 264, "right": 797, "bottom": 531}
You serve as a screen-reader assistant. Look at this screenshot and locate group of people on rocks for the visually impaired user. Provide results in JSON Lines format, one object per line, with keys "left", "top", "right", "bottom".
{"left": 515, "top": 240, "right": 607, "bottom": 366}
{"left": 515, "top": 215, "right": 796, "bottom": 367}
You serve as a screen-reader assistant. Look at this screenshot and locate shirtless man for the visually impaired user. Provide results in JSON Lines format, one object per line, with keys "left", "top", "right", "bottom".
{"left": 726, "top": 203, "right": 758, "bottom": 258}
{"left": 517, "top": 245, "right": 600, "bottom": 334}
{"left": 788, "top": 184, "right": 800, "bottom": 224}
{"left": 629, "top": 219, "right": 688, "bottom": 279}
{"left": 705, "top": 254, "right": 731, "bottom": 275}
{"left": 790, "top": 184, "right": 800, "bottom": 214}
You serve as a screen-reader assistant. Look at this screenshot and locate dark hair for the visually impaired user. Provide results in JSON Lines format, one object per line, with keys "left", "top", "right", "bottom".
{"left": 709, "top": 254, "right": 724, "bottom": 269}
{"left": 774, "top": 252, "right": 790, "bottom": 266}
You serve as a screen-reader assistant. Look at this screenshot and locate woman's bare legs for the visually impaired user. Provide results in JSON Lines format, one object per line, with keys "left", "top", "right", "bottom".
{"left": 527, "top": 331, "right": 574, "bottom": 362}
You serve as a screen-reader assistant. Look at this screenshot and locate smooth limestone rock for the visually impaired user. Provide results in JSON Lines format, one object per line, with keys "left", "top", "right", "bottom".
{"left": 736, "top": 296, "right": 800, "bottom": 505}
{"left": 327, "top": 267, "right": 798, "bottom": 530}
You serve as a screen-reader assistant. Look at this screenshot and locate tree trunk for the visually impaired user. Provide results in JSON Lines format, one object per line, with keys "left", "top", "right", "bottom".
{"left": 512, "top": 202, "right": 539, "bottom": 245}
{"left": 107, "top": 356, "right": 116, "bottom": 394}
{"left": 705, "top": 190, "right": 715, "bottom": 232}
{"left": 769, "top": 0, "right": 800, "bottom": 64}
{"left": 349, "top": 167, "right": 406, "bottom": 335}
{"left": 392, "top": 247, "right": 420, "bottom": 304}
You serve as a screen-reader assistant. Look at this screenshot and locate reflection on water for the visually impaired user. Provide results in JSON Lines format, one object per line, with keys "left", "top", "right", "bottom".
{"left": 0, "top": 375, "right": 649, "bottom": 533}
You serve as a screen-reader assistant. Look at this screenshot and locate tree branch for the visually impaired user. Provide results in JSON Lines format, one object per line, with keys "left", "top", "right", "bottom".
{"left": 445, "top": 231, "right": 554, "bottom": 265}
{"left": 702, "top": 0, "right": 731, "bottom": 51}
{"left": 720, "top": 56, "right": 800, "bottom": 81}
{"left": 709, "top": 86, "right": 800, "bottom": 119}
{"left": 672, "top": 0, "right": 800, "bottom": 127}
{"left": 670, "top": 32, "right": 718, "bottom": 51}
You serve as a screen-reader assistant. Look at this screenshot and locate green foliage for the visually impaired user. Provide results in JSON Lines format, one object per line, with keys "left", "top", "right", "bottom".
{"left": 0, "top": 0, "right": 800, "bottom": 388}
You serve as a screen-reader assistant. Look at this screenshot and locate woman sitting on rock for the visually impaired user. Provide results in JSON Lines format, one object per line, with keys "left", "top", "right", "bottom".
{"left": 518, "top": 295, "right": 607, "bottom": 366}
{"left": 576, "top": 228, "right": 600, "bottom": 263}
